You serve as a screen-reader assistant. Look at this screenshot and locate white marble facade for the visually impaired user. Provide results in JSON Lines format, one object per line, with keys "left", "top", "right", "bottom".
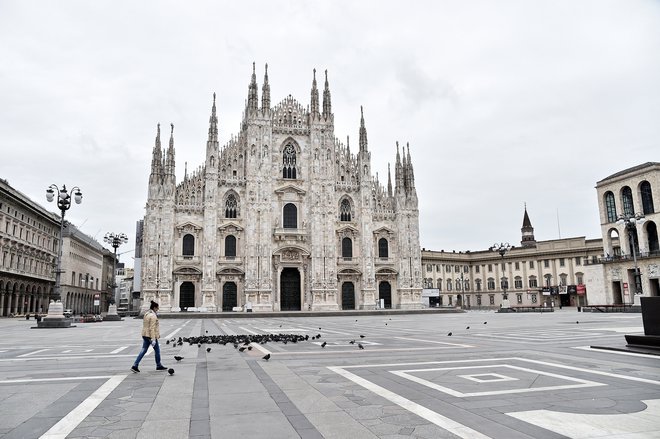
{"left": 141, "top": 65, "right": 422, "bottom": 312}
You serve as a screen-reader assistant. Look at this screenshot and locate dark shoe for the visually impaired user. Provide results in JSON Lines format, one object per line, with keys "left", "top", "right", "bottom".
{"left": 156, "top": 365, "right": 167, "bottom": 371}
{"left": 131, "top": 366, "right": 140, "bottom": 373}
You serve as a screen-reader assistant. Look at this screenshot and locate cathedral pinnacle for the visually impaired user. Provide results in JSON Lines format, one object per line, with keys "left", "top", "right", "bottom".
{"left": 247, "top": 62, "right": 259, "bottom": 113}
{"left": 359, "top": 106, "right": 368, "bottom": 152}
{"left": 150, "top": 123, "right": 163, "bottom": 182}
{"left": 322, "top": 69, "right": 332, "bottom": 119}
{"left": 310, "top": 68, "right": 319, "bottom": 118}
{"left": 261, "top": 63, "right": 270, "bottom": 111}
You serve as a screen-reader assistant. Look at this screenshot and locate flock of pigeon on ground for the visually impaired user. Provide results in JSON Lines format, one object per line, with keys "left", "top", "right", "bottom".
{"left": 160, "top": 319, "right": 503, "bottom": 376}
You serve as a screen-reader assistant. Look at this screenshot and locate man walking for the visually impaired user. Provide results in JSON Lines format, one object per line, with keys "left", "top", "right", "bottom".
{"left": 131, "top": 300, "right": 167, "bottom": 372}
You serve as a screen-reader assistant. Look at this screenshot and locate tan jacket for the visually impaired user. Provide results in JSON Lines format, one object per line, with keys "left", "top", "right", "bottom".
{"left": 141, "top": 310, "right": 160, "bottom": 340}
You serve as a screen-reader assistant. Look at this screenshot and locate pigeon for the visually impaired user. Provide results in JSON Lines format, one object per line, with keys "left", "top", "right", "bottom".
{"left": 262, "top": 353, "right": 271, "bottom": 361}
{"left": 198, "top": 344, "right": 202, "bottom": 348}
{"left": 279, "top": 324, "right": 282, "bottom": 328}
{"left": 247, "top": 346, "right": 253, "bottom": 351}
{"left": 447, "top": 332, "right": 452, "bottom": 336}
{"left": 576, "top": 321, "right": 579, "bottom": 324}
{"left": 358, "top": 343, "right": 364, "bottom": 350}
{"left": 319, "top": 327, "right": 322, "bottom": 330}
{"left": 349, "top": 340, "right": 355, "bottom": 344}
{"left": 484, "top": 321, "right": 487, "bottom": 324}
{"left": 359, "top": 335, "right": 365, "bottom": 338}
{"left": 166, "top": 340, "right": 170, "bottom": 345}
{"left": 205, "top": 330, "right": 208, "bottom": 333}
{"left": 168, "top": 368, "right": 175, "bottom": 375}
{"left": 238, "top": 347, "right": 246, "bottom": 352}
{"left": 355, "top": 319, "right": 358, "bottom": 322}
{"left": 321, "top": 342, "right": 327, "bottom": 348}
{"left": 206, "top": 347, "right": 211, "bottom": 353}
{"left": 174, "top": 356, "right": 184, "bottom": 362}
{"left": 466, "top": 326, "right": 470, "bottom": 329}
{"left": 385, "top": 323, "right": 387, "bottom": 326}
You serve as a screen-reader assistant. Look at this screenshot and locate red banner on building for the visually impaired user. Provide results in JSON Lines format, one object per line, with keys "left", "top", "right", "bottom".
{"left": 576, "top": 284, "right": 586, "bottom": 295}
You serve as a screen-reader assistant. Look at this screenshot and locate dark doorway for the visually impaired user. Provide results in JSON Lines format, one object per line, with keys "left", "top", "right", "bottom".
{"left": 612, "top": 282, "right": 623, "bottom": 305}
{"left": 379, "top": 281, "right": 392, "bottom": 309}
{"left": 342, "top": 282, "right": 355, "bottom": 310}
{"left": 222, "top": 282, "right": 238, "bottom": 311}
{"left": 180, "top": 282, "right": 195, "bottom": 309}
{"left": 280, "top": 268, "right": 301, "bottom": 311}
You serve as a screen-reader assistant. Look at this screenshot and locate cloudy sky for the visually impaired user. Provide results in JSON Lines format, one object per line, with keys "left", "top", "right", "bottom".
{"left": 1, "top": 1, "right": 659, "bottom": 267}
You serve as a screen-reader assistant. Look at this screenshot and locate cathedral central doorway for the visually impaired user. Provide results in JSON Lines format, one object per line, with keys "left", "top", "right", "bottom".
{"left": 222, "top": 282, "right": 238, "bottom": 311}
{"left": 280, "top": 268, "right": 301, "bottom": 311}
{"left": 341, "top": 282, "right": 355, "bottom": 310}
{"left": 379, "top": 281, "right": 392, "bottom": 309}
{"left": 180, "top": 282, "right": 195, "bottom": 310}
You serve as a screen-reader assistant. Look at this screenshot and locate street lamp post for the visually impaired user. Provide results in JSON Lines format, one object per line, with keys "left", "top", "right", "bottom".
{"left": 38, "top": 184, "right": 82, "bottom": 328}
{"left": 616, "top": 213, "right": 646, "bottom": 306}
{"left": 104, "top": 232, "right": 128, "bottom": 310}
{"left": 492, "top": 242, "right": 511, "bottom": 307}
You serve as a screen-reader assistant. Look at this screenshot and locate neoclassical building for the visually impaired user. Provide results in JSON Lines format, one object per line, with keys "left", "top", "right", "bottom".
{"left": 0, "top": 179, "right": 59, "bottom": 316}
{"left": 585, "top": 162, "right": 660, "bottom": 304}
{"left": 141, "top": 65, "right": 422, "bottom": 312}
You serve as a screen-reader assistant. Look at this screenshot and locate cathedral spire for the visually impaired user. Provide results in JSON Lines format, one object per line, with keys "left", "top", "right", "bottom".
{"left": 261, "top": 63, "right": 270, "bottom": 112}
{"left": 395, "top": 141, "right": 403, "bottom": 194}
{"left": 206, "top": 93, "right": 219, "bottom": 165}
{"left": 387, "top": 163, "right": 393, "bottom": 197}
{"left": 406, "top": 142, "right": 415, "bottom": 189}
{"left": 149, "top": 123, "right": 163, "bottom": 185}
{"left": 247, "top": 62, "right": 259, "bottom": 114}
{"left": 359, "top": 106, "right": 368, "bottom": 152}
{"left": 310, "top": 68, "right": 319, "bottom": 118}
{"left": 346, "top": 135, "right": 350, "bottom": 159}
{"left": 322, "top": 69, "right": 332, "bottom": 119}
{"left": 521, "top": 203, "right": 536, "bottom": 247}
{"left": 165, "top": 123, "right": 175, "bottom": 179}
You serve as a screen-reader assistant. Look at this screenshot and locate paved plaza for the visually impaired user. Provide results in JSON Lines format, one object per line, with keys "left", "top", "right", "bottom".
{"left": 0, "top": 310, "right": 658, "bottom": 439}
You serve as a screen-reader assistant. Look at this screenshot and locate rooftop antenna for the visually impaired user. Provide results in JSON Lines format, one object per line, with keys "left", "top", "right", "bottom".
{"left": 556, "top": 208, "right": 561, "bottom": 239}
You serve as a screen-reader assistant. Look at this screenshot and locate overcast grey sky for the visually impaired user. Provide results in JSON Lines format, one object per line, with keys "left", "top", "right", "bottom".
{"left": 1, "top": 1, "right": 659, "bottom": 267}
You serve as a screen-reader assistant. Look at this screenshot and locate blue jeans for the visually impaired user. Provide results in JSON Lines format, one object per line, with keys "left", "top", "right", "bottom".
{"left": 133, "top": 336, "right": 162, "bottom": 368}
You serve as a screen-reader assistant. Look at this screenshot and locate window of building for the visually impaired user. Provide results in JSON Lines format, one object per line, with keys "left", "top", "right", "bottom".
{"left": 455, "top": 265, "right": 460, "bottom": 273}
{"left": 488, "top": 264, "right": 492, "bottom": 272}
{"left": 529, "top": 260, "right": 534, "bottom": 269}
{"left": 182, "top": 234, "right": 195, "bottom": 256}
{"left": 543, "top": 259, "right": 550, "bottom": 268}
{"left": 559, "top": 258, "right": 565, "bottom": 267}
{"left": 447, "top": 279, "right": 452, "bottom": 291}
{"left": 576, "top": 272, "right": 584, "bottom": 284}
{"left": 475, "top": 265, "right": 480, "bottom": 273}
{"left": 448, "top": 295, "right": 453, "bottom": 306}
{"left": 283, "top": 203, "right": 297, "bottom": 228}
{"left": 72, "top": 271, "right": 76, "bottom": 285}
{"left": 514, "top": 261, "right": 520, "bottom": 270}
{"left": 437, "top": 278, "right": 442, "bottom": 291}
{"left": 342, "top": 237, "right": 353, "bottom": 258}
{"left": 575, "top": 257, "right": 581, "bottom": 266}
{"left": 339, "top": 198, "right": 351, "bottom": 221}
{"left": 225, "top": 193, "right": 238, "bottom": 218}
{"left": 476, "top": 295, "right": 482, "bottom": 306}
{"left": 378, "top": 238, "right": 388, "bottom": 258}
{"left": 641, "top": 181, "right": 655, "bottom": 214}
{"left": 529, "top": 276, "right": 538, "bottom": 288}
{"left": 475, "top": 279, "right": 482, "bottom": 291}
{"left": 544, "top": 274, "right": 552, "bottom": 287}
{"left": 514, "top": 277, "right": 523, "bottom": 289}
{"left": 517, "top": 294, "right": 523, "bottom": 304}
{"left": 426, "top": 264, "right": 432, "bottom": 272}
{"left": 559, "top": 274, "right": 567, "bottom": 286}
{"left": 531, "top": 294, "right": 537, "bottom": 303}
{"left": 621, "top": 186, "right": 634, "bottom": 216}
{"left": 489, "top": 295, "right": 495, "bottom": 305}
{"left": 282, "top": 144, "right": 297, "bottom": 179}
{"left": 487, "top": 278, "right": 495, "bottom": 290}
{"left": 605, "top": 191, "right": 617, "bottom": 222}
{"left": 464, "top": 280, "right": 470, "bottom": 291}
{"left": 225, "top": 235, "right": 237, "bottom": 257}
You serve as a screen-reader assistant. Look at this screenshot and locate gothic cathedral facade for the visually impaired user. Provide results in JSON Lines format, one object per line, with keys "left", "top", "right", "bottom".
{"left": 141, "top": 65, "right": 422, "bottom": 312}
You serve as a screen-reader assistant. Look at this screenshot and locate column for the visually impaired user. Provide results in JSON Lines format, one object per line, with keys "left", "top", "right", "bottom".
{"left": 0, "top": 294, "right": 5, "bottom": 317}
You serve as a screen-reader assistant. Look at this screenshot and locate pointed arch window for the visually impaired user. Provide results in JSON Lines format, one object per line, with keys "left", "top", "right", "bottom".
{"left": 621, "top": 186, "right": 634, "bottom": 216}
{"left": 182, "top": 234, "right": 195, "bottom": 257}
{"left": 225, "top": 235, "right": 236, "bottom": 258}
{"left": 378, "top": 238, "right": 389, "bottom": 258}
{"left": 342, "top": 237, "right": 353, "bottom": 258}
{"left": 283, "top": 203, "right": 297, "bottom": 229}
{"left": 225, "top": 194, "right": 238, "bottom": 218}
{"left": 641, "top": 181, "right": 654, "bottom": 214}
{"left": 282, "top": 145, "right": 297, "bottom": 179}
{"left": 605, "top": 191, "right": 617, "bottom": 223}
{"left": 340, "top": 199, "right": 351, "bottom": 221}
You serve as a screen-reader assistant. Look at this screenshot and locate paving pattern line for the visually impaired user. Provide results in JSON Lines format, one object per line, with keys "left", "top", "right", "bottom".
{"left": 328, "top": 365, "right": 491, "bottom": 439}
{"left": 0, "top": 375, "right": 112, "bottom": 384}
{"left": 38, "top": 374, "right": 127, "bottom": 439}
